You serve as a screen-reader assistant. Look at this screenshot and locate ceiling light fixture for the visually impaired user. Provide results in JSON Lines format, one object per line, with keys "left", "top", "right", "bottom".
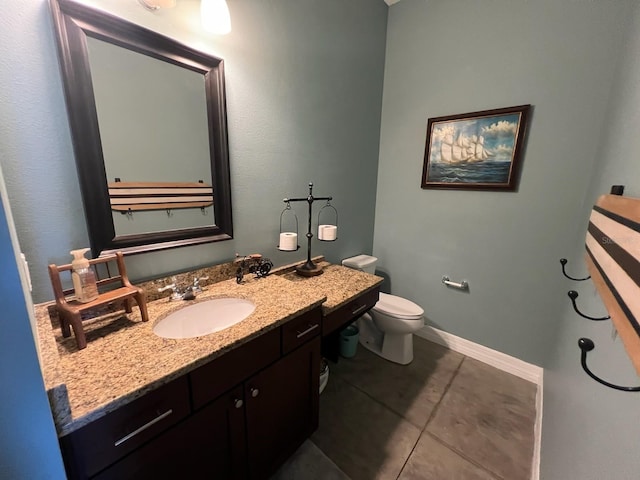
{"left": 201, "top": 0, "right": 231, "bottom": 34}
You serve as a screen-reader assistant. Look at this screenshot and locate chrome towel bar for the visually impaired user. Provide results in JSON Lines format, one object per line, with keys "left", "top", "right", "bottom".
{"left": 442, "top": 276, "right": 469, "bottom": 291}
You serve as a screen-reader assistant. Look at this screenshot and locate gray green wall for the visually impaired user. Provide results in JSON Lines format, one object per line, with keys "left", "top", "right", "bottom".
{"left": 541, "top": 2, "right": 640, "bottom": 478}
{"left": 1, "top": 0, "right": 388, "bottom": 303}
{"left": 374, "top": 0, "right": 632, "bottom": 366}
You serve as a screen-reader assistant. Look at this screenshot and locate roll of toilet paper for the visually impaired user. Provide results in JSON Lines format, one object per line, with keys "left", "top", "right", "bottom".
{"left": 321, "top": 225, "right": 337, "bottom": 241}
{"left": 317, "top": 224, "right": 331, "bottom": 240}
{"left": 279, "top": 232, "right": 298, "bottom": 251}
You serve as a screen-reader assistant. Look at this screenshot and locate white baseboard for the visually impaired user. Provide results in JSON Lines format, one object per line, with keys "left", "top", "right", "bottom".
{"left": 415, "top": 326, "right": 543, "bottom": 480}
{"left": 531, "top": 376, "right": 543, "bottom": 480}
{"left": 415, "top": 326, "right": 543, "bottom": 383}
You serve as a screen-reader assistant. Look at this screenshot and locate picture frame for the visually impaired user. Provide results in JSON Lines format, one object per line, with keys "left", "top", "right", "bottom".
{"left": 421, "top": 105, "right": 531, "bottom": 190}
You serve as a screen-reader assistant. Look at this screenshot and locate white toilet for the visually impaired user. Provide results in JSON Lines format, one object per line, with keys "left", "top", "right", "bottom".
{"left": 342, "top": 255, "right": 424, "bottom": 365}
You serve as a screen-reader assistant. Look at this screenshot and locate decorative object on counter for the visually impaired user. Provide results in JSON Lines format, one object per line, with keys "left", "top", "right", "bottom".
{"left": 278, "top": 201, "right": 299, "bottom": 251}
{"left": 317, "top": 200, "right": 338, "bottom": 241}
{"left": 281, "top": 182, "right": 336, "bottom": 277}
{"left": 235, "top": 253, "right": 273, "bottom": 284}
{"left": 158, "top": 276, "right": 210, "bottom": 301}
{"left": 48, "top": 252, "right": 149, "bottom": 350}
{"left": 108, "top": 180, "right": 214, "bottom": 214}
{"left": 577, "top": 338, "right": 640, "bottom": 392}
{"left": 559, "top": 258, "right": 590, "bottom": 281}
{"left": 422, "top": 104, "right": 531, "bottom": 191}
{"left": 69, "top": 248, "right": 99, "bottom": 303}
{"left": 441, "top": 275, "right": 469, "bottom": 291}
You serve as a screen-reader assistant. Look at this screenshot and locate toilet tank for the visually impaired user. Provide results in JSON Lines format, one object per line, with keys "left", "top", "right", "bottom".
{"left": 342, "top": 255, "right": 377, "bottom": 274}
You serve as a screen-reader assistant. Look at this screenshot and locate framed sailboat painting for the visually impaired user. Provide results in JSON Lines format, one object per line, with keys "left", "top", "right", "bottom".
{"left": 421, "top": 105, "right": 531, "bottom": 190}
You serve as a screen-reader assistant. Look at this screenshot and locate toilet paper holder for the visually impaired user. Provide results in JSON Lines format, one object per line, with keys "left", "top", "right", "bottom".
{"left": 442, "top": 276, "right": 469, "bottom": 291}
{"left": 317, "top": 200, "right": 338, "bottom": 242}
{"left": 280, "top": 182, "right": 336, "bottom": 277}
{"left": 277, "top": 201, "right": 300, "bottom": 252}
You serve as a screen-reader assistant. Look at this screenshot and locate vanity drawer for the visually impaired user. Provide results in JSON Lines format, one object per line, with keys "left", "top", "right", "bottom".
{"left": 281, "top": 307, "right": 322, "bottom": 354}
{"left": 322, "top": 287, "right": 379, "bottom": 336}
{"left": 60, "top": 376, "right": 190, "bottom": 479}
{"left": 190, "top": 327, "right": 281, "bottom": 410}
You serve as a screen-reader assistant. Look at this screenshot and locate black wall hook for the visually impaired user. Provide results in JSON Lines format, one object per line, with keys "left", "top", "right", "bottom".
{"left": 567, "top": 291, "right": 610, "bottom": 321}
{"left": 578, "top": 338, "right": 640, "bottom": 392}
{"left": 559, "top": 258, "right": 590, "bottom": 281}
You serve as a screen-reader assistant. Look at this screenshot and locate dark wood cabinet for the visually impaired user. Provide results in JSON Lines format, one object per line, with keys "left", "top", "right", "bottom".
{"left": 245, "top": 337, "right": 320, "bottom": 479}
{"left": 322, "top": 287, "right": 379, "bottom": 336}
{"left": 60, "top": 376, "right": 191, "bottom": 479}
{"left": 321, "top": 287, "right": 379, "bottom": 362}
{"left": 92, "top": 385, "right": 246, "bottom": 480}
{"left": 60, "top": 307, "right": 322, "bottom": 480}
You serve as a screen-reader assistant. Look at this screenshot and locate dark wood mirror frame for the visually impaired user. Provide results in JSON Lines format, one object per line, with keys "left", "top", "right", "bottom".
{"left": 50, "top": 0, "right": 233, "bottom": 257}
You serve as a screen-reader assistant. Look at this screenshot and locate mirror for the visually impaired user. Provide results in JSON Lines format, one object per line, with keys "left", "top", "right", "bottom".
{"left": 50, "top": 0, "right": 233, "bottom": 256}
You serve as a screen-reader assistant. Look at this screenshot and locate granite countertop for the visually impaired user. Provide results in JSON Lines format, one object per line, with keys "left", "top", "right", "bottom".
{"left": 36, "top": 261, "right": 382, "bottom": 437}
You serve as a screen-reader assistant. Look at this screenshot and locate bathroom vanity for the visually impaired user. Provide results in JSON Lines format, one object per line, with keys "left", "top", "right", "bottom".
{"left": 36, "top": 262, "right": 382, "bottom": 479}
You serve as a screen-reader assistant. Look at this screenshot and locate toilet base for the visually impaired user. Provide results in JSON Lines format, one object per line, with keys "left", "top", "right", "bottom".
{"left": 358, "top": 313, "right": 414, "bottom": 365}
{"left": 381, "top": 332, "right": 413, "bottom": 365}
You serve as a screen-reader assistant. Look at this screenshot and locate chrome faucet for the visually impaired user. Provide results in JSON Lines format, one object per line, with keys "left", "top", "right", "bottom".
{"left": 158, "top": 276, "right": 209, "bottom": 301}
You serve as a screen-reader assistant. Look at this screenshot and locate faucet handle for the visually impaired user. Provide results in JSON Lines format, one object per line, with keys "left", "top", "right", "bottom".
{"left": 158, "top": 283, "right": 176, "bottom": 293}
{"left": 158, "top": 283, "right": 182, "bottom": 301}
{"left": 192, "top": 276, "right": 209, "bottom": 292}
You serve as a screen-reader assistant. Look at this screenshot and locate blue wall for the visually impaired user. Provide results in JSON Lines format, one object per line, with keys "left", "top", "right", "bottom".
{"left": 0, "top": 168, "right": 65, "bottom": 478}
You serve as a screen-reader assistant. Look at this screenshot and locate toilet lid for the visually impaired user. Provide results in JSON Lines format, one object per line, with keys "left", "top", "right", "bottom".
{"left": 373, "top": 292, "right": 424, "bottom": 319}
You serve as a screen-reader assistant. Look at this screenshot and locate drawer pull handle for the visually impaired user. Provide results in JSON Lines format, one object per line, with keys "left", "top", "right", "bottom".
{"left": 351, "top": 304, "right": 368, "bottom": 316}
{"left": 234, "top": 398, "right": 243, "bottom": 409}
{"left": 296, "top": 323, "right": 319, "bottom": 338}
{"left": 250, "top": 387, "right": 259, "bottom": 398}
{"left": 114, "top": 409, "right": 173, "bottom": 447}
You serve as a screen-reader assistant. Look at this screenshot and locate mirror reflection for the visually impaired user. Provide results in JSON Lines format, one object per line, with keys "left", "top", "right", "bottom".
{"left": 87, "top": 37, "right": 215, "bottom": 236}
{"left": 50, "top": 0, "right": 233, "bottom": 256}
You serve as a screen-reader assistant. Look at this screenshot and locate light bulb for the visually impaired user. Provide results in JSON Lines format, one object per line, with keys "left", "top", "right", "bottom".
{"left": 201, "top": 0, "right": 231, "bottom": 34}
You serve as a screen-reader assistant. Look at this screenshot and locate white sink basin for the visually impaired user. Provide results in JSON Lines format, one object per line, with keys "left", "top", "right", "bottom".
{"left": 153, "top": 298, "right": 256, "bottom": 339}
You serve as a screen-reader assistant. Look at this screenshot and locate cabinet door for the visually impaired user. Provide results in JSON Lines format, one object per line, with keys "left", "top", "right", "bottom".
{"left": 93, "top": 385, "right": 247, "bottom": 480}
{"left": 244, "top": 336, "right": 320, "bottom": 479}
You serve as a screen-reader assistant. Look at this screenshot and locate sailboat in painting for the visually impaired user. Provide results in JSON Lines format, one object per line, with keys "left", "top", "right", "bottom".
{"left": 440, "top": 133, "right": 494, "bottom": 164}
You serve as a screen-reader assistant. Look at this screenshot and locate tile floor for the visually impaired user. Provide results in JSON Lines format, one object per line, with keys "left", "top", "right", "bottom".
{"left": 276, "top": 336, "right": 537, "bottom": 480}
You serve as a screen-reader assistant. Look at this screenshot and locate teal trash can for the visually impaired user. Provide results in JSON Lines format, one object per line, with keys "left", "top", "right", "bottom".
{"left": 340, "top": 325, "right": 359, "bottom": 358}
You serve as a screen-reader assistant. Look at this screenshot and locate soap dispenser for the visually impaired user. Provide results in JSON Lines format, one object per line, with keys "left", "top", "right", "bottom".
{"left": 70, "top": 248, "right": 99, "bottom": 303}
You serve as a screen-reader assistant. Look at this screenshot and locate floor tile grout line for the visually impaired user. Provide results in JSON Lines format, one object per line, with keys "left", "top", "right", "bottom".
{"left": 394, "top": 355, "right": 466, "bottom": 480}
{"left": 331, "top": 351, "right": 465, "bottom": 431}
{"left": 394, "top": 428, "right": 423, "bottom": 480}
{"left": 422, "top": 354, "right": 466, "bottom": 432}
{"left": 423, "top": 431, "right": 505, "bottom": 480}
{"left": 422, "top": 354, "right": 529, "bottom": 480}
{"left": 321, "top": 345, "right": 534, "bottom": 480}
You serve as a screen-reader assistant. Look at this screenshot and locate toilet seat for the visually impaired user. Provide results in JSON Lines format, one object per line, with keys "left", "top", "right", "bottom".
{"left": 373, "top": 292, "right": 424, "bottom": 320}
